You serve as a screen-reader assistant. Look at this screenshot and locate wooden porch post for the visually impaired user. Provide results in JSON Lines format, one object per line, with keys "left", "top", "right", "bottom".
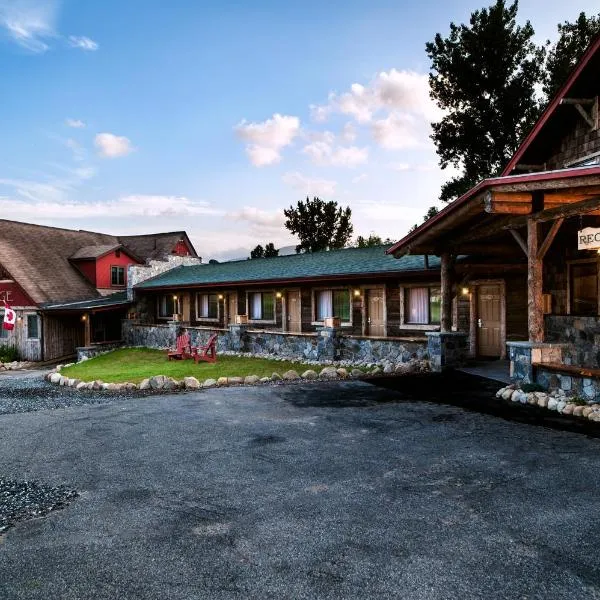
{"left": 83, "top": 313, "right": 91, "bottom": 347}
{"left": 440, "top": 253, "right": 453, "bottom": 332}
{"left": 527, "top": 218, "right": 544, "bottom": 342}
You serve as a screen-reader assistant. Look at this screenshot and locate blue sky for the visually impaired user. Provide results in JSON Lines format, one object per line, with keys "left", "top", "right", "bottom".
{"left": 0, "top": 0, "right": 598, "bottom": 260}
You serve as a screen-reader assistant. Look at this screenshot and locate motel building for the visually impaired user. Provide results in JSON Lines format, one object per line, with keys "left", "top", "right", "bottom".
{"left": 387, "top": 34, "right": 600, "bottom": 399}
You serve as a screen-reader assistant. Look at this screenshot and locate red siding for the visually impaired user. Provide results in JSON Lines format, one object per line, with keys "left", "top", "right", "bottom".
{"left": 96, "top": 251, "right": 141, "bottom": 289}
{"left": 75, "top": 260, "right": 97, "bottom": 286}
{"left": 173, "top": 239, "right": 192, "bottom": 256}
{"left": 0, "top": 279, "right": 35, "bottom": 307}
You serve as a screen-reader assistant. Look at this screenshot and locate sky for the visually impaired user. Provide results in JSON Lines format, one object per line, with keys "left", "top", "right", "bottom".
{"left": 0, "top": 0, "right": 598, "bottom": 261}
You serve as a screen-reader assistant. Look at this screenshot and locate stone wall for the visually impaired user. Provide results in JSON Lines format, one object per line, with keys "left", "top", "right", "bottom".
{"left": 122, "top": 321, "right": 429, "bottom": 364}
{"left": 77, "top": 342, "right": 124, "bottom": 362}
{"left": 426, "top": 332, "right": 468, "bottom": 372}
{"left": 535, "top": 366, "right": 600, "bottom": 401}
{"left": 545, "top": 315, "right": 600, "bottom": 368}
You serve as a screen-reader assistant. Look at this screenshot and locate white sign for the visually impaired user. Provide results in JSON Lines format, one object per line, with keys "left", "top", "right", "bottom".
{"left": 578, "top": 227, "right": 600, "bottom": 250}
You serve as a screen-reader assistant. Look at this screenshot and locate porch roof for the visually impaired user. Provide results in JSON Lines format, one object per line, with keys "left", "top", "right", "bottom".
{"left": 135, "top": 245, "right": 440, "bottom": 291}
{"left": 386, "top": 167, "right": 600, "bottom": 257}
{"left": 40, "top": 291, "right": 131, "bottom": 312}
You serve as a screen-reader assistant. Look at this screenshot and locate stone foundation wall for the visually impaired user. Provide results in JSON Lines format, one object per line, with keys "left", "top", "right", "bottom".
{"left": 535, "top": 367, "right": 600, "bottom": 402}
{"left": 77, "top": 342, "right": 124, "bottom": 362}
{"left": 545, "top": 315, "right": 600, "bottom": 368}
{"left": 122, "top": 321, "right": 429, "bottom": 364}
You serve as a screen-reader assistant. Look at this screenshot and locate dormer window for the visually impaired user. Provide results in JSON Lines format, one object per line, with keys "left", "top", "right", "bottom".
{"left": 111, "top": 266, "right": 125, "bottom": 287}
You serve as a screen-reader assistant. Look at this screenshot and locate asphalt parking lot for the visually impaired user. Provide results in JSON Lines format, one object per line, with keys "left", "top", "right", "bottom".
{"left": 1, "top": 374, "right": 600, "bottom": 599}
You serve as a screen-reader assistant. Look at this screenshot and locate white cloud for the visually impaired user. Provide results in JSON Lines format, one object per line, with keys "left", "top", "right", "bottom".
{"left": 312, "top": 69, "right": 441, "bottom": 125}
{"left": 0, "top": 194, "right": 222, "bottom": 219}
{"left": 282, "top": 171, "right": 337, "bottom": 197}
{"left": 352, "top": 173, "right": 368, "bottom": 184}
{"left": 68, "top": 35, "right": 98, "bottom": 51}
{"left": 0, "top": 0, "right": 58, "bottom": 52}
{"left": 303, "top": 140, "right": 368, "bottom": 168}
{"left": 372, "top": 113, "right": 420, "bottom": 150}
{"left": 94, "top": 133, "right": 134, "bottom": 158}
{"left": 341, "top": 122, "right": 356, "bottom": 143}
{"left": 235, "top": 113, "right": 300, "bottom": 167}
{"left": 65, "top": 118, "right": 85, "bottom": 128}
{"left": 227, "top": 206, "right": 285, "bottom": 228}
{"left": 65, "top": 137, "right": 86, "bottom": 161}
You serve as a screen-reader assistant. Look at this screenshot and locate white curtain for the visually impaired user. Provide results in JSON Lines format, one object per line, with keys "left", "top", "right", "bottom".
{"left": 200, "top": 294, "right": 209, "bottom": 317}
{"left": 251, "top": 293, "right": 262, "bottom": 319}
{"left": 317, "top": 290, "right": 333, "bottom": 320}
{"left": 407, "top": 288, "right": 428, "bottom": 324}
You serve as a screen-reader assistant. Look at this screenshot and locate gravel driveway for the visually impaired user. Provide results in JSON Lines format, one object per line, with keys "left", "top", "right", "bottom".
{"left": 1, "top": 373, "right": 600, "bottom": 599}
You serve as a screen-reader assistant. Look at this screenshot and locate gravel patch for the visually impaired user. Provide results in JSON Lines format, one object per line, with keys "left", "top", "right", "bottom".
{"left": 0, "top": 477, "right": 77, "bottom": 534}
{"left": 0, "top": 374, "right": 145, "bottom": 416}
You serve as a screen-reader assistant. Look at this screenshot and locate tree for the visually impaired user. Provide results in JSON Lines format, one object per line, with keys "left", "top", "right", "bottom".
{"left": 284, "top": 197, "right": 353, "bottom": 253}
{"left": 264, "top": 243, "right": 279, "bottom": 257}
{"left": 355, "top": 234, "right": 394, "bottom": 248}
{"left": 426, "top": 0, "right": 544, "bottom": 202}
{"left": 249, "top": 245, "right": 264, "bottom": 259}
{"left": 543, "top": 12, "right": 600, "bottom": 100}
{"left": 408, "top": 206, "right": 440, "bottom": 234}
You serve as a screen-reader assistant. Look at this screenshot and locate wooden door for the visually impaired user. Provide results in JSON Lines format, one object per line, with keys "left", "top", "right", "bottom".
{"left": 366, "top": 289, "right": 385, "bottom": 336}
{"left": 477, "top": 284, "right": 502, "bottom": 357}
{"left": 228, "top": 293, "right": 238, "bottom": 324}
{"left": 287, "top": 290, "right": 302, "bottom": 333}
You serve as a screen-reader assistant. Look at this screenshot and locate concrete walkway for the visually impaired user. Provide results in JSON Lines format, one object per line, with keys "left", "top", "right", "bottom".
{"left": 459, "top": 360, "right": 511, "bottom": 384}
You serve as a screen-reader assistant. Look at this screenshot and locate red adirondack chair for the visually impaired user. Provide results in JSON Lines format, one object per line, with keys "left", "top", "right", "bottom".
{"left": 193, "top": 333, "right": 218, "bottom": 364}
{"left": 167, "top": 332, "right": 192, "bottom": 360}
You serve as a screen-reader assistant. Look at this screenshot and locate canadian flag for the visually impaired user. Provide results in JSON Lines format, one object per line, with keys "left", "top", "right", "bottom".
{"left": 2, "top": 303, "right": 16, "bottom": 331}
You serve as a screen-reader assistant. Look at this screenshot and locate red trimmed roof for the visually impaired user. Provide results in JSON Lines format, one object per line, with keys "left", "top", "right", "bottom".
{"left": 503, "top": 34, "right": 600, "bottom": 175}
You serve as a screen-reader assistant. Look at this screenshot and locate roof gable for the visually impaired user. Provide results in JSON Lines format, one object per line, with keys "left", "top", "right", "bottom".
{"left": 503, "top": 35, "right": 600, "bottom": 175}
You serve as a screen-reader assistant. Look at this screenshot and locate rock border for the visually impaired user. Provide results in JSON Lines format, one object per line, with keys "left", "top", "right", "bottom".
{"left": 45, "top": 357, "right": 431, "bottom": 392}
{"left": 494, "top": 384, "right": 600, "bottom": 422}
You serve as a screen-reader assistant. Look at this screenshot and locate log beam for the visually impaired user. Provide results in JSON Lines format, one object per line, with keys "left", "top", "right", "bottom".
{"left": 534, "top": 195, "right": 600, "bottom": 223}
{"left": 484, "top": 190, "right": 532, "bottom": 214}
{"left": 527, "top": 219, "right": 543, "bottom": 343}
{"left": 440, "top": 253, "right": 453, "bottom": 333}
{"left": 536, "top": 218, "right": 564, "bottom": 260}
{"left": 510, "top": 229, "right": 528, "bottom": 256}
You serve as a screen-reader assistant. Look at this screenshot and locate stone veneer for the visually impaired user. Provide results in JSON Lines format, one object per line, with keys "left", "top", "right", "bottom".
{"left": 545, "top": 315, "right": 600, "bottom": 368}
{"left": 507, "top": 341, "right": 569, "bottom": 384}
{"left": 77, "top": 342, "right": 125, "bottom": 362}
{"left": 426, "top": 332, "right": 468, "bottom": 372}
{"left": 123, "top": 321, "right": 430, "bottom": 364}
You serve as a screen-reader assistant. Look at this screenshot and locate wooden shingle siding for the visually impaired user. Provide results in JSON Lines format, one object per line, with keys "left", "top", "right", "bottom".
{"left": 546, "top": 122, "right": 600, "bottom": 170}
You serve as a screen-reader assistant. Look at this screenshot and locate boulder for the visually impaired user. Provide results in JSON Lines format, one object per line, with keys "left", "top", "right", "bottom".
{"left": 351, "top": 368, "right": 363, "bottom": 378}
{"left": 149, "top": 375, "right": 168, "bottom": 390}
{"left": 301, "top": 370, "right": 318, "bottom": 380}
{"left": 501, "top": 388, "right": 513, "bottom": 401}
{"left": 271, "top": 372, "right": 282, "bottom": 381}
{"left": 527, "top": 393, "right": 537, "bottom": 406}
{"left": 583, "top": 406, "right": 594, "bottom": 418}
{"left": 496, "top": 387, "right": 506, "bottom": 398}
{"left": 573, "top": 405, "right": 584, "bottom": 417}
{"left": 228, "top": 377, "right": 244, "bottom": 385}
{"left": 49, "top": 372, "right": 62, "bottom": 384}
{"left": 556, "top": 400, "right": 567, "bottom": 414}
{"left": 260, "top": 377, "right": 271, "bottom": 383}
{"left": 547, "top": 398, "right": 558, "bottom": 411}
{"left": 370, "top": 366, "right": 383, "bottom": 376}
{"left": 102, "top": 383, "right": 110, "bottom": 390}
{"left": 202, "top": 378, "right": 217, "bottom": 388}
{"left": 336, "top": 368, "right": 348, "bottom": 378}
{"left": 244, "top": 375, "right": 260, "bottom": 385}
{"left": 537, "top": 395, "right": 549, "bottom": 408}
{"left": 217, "top": 377, "right": 229, "bottom": 386}
{"left": 184, "top": 376, "right": 201, "bottom": 390}
{"left": 75, "top": 381, "right": 87, "bottom": 391}
{"left": 124, "top": 383, "right": 138, "bottom": 391}
{"left": 282, "top": 370, "right": 300, "bottom": 381}
{"left": 92, "top": 380, "right": 104, "bottom": 391}
{"left": 383, "top": 364, "right": 394, "bottom": 374}
{"left": 562, "top": 403, "right": 574, "bottom": 416}
{"left": 319, "top": 367, "right": 338, "bottom": 379}
{"left": 139, "top": 378, "right": 151, "bottom": 390}
{"left": 107, "top": 383, "right": 119, "bottom": 392}
{"left": 510, "top": 390, "right": 521, "bottom": 402}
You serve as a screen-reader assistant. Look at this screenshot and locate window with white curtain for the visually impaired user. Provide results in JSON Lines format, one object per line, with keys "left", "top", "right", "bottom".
{"left": 197, "top": 293, "right": 219, "bottom": 319}
{"left": 158, "top": 295, "right": 179, "bottom": 318}
{"left": 316, "top": 289, "right": 350, "bottom": 322}
{"left": 404, "top": 287, "right": 440, "bottom": 325}
{"left": 248, "top": 292, "right": 275, "bottom": 321}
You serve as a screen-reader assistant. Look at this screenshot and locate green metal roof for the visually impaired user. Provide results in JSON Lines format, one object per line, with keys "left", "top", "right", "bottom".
{"left": 41, "top": 291, "right": 131, "bottom": 311}
{"left": 136, "top": 245, "right": 440, "bottom": 290}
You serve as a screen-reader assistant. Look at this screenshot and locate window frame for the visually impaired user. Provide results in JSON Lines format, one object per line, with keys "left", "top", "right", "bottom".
{"left": 157, "top": 294, "right": 181, "bottom": 320}
{"left": 246, "top": 290, "right": 277, "bottom": 324}
{"left": 26, "top": 314, "right": 39, "bottom": 340}
{"left": 399, "top": 284, "right": 441, "bottom": 330}
{"left": 311, "top": 286, "right": 353, "bottom": 326}
{"left": 0, "top": 310, "right": 9, "bottom": 338}
{"left": 567, "top": 258, "right": 600, "bottom": 316}
{"left": 110, "top": 265, "right": 126, "bottom": 287}
{"left": 195, "top": 292, "right": 220, "bottom": 322}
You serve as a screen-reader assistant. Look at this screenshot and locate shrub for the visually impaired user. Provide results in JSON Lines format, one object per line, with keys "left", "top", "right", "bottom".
{"left": 521, "top": 382, "right": 547, "bottom": 393}
{"left": 0, "top": 345, "right": 19, "bottom": 362}
{"left": 569, "top": 395, "right": 588, "bottom": 406}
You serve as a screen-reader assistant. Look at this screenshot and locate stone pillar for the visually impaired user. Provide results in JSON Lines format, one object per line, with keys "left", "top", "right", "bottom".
{"left": 317, "top": 327, "right": 342, "bottom": 361}
{"left": 229, "top": 324, "right": 249, "bottom": 352}
{"left": 426, "top": 331, "right": 468, "bottom": 372}
{"left": 507, "top": 341, "right": 569, "bottom": 384}
{"left": 440, "top": 253, "right": 453, "bottom": 333}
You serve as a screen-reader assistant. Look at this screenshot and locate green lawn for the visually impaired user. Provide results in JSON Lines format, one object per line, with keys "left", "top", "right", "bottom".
{"left": 60, "top": 348, "right": 323, "bottom": 384}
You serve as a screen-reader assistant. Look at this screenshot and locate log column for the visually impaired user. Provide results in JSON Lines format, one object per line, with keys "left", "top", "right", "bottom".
{"left": 440, "top": 253, "right": 453, "bottom": 333}
{"left": 83, "top": 313, "right": 91, "bottom": 347}
{"left": 527, "top": 218, "right": 544, "bottom": 342}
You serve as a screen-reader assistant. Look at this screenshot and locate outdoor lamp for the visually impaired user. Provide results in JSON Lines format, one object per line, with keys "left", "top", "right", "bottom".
{"left": 173, "top": 295, "right": 178, "bottom": 301}
{"left": 462, "top": 287, "right": 469, "bottom": 296}
{"left": 81, "top": 315, "right": 87, "bottom": 322}
{"left": 353, "top": 289, "right": 361, "bottom": 297}
{"left": 218, "top": 294, "right": 224, "bottom": 300}
{"left": 276, "top": 292, "right": 283, "bottom": 299}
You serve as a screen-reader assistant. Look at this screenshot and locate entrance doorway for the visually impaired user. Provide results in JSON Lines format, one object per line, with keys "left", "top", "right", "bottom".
{"left": 366, "top": 288, "right": 385, "bottom": 336}
{"left": 286, "top": 290, "right": 302, "bottom": 333}
{"left": 475, "top": 283, "right": 504, "bottom": 358}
